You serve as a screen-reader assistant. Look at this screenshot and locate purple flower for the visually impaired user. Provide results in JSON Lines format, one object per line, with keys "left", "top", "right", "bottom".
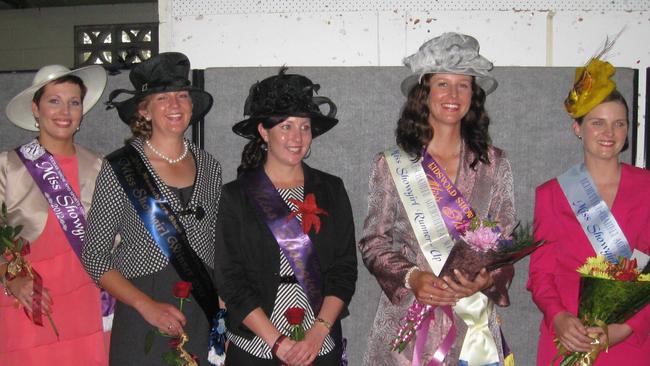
{"left": 462, "top": 226, "right": 501, "bottom": 251}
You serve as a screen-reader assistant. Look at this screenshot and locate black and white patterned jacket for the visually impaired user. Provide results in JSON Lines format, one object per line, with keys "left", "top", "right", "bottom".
{"left": 82, "top": 138, "right": 222, "bottom": 281}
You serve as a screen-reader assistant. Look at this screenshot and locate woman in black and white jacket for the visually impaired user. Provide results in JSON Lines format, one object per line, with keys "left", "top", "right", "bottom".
{"left": 82, "top": 53, "right": 222, "bottom": 366}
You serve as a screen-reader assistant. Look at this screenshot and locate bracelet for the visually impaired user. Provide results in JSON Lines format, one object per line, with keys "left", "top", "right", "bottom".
{"left": 271, "top": 334, "right": 286, "bottom": 357}
{"left": 404, "top": 266, "right": 419, "bottom": 289}
{"left": 315, "top": 317, "right": 332, "bottom": 331}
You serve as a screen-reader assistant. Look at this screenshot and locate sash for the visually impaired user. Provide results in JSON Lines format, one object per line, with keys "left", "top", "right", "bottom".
{"left": 385, "top": 147, "right": 499, "bottom": 366}
{"left": 106, "top": 144, "right": 219, "bottom": 322}
{"left": 557, "top": 163, "right": 632, "bottom": 263}
{"left": 16, "top": 139, "right": 115, "bottom": 327}
{"left": 240, "top": 168, "right": 323, "bottom": 313}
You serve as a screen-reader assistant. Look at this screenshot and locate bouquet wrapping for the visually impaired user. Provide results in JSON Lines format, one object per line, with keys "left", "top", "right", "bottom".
{"left": 555, "top": 256, "right": 650, "bottom": 366}
{"left": 391, "top": 219, "right": 543, "bottom": 360}
{"left": 439, "top": 221, "right": 544, "bottom": 285}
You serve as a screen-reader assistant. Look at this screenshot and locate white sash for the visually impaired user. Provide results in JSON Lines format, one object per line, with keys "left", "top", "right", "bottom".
{"left": 384, "top": 147, "right": 454, "bottom": 275}
{"left": 385, "top": 147, "right": 499, "bottom": 365}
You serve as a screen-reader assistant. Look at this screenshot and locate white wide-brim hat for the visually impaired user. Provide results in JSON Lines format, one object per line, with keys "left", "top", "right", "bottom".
{"left": 5, "top": 64, "right": 107, "bottom": 131}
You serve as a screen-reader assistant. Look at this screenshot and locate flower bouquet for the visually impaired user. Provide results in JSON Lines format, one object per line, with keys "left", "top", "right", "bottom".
{"left": 391, "top": 218, "right": 543, "bottom": 354}
{"left": 554, "top": 256, "right": 650, "bottom": 366}
{"left": 439, "top": 218, "right": 544, "bottom": 283}
{"left": 1, "top": 202, "right": 59, "bottom": 338}
{"left": 145, "top": 281, "right": 199, "bottom": 366}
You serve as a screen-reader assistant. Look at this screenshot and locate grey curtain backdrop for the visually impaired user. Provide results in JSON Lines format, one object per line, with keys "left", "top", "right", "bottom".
{"left": 0, "top": 66, "right": 637, "bottom": 365}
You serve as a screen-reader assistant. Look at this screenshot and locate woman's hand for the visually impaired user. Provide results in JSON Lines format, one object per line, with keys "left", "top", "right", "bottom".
{"left": 7, "top": 276, "right": 52, "bottom": 316}
{"left": 409, "top": 270, "right": 457, "bottom": 306}
{"left": 553, "top": 311, "right": 593, "bottom": 352}
{"left": 134, "top": 297, "right": 186, "bottom": 337}
{"left": 281, "top": 323, "right": 329, "bottom": 366}
{"left": 587, "top": 323, "right": 632, "bottom": 348}
{"left": 274, "top": 337, "right": 297, "bottom": 365}
{"left": 443, "top": 268, "right": 493, "bottom": 299}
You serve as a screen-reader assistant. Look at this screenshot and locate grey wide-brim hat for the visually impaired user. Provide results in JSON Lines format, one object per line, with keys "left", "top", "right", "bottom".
{"left": 400, "top": 32, "right": 498, "bottom": 96}
{"left": 6, "top": 64, "right": 107, "bottom": 131}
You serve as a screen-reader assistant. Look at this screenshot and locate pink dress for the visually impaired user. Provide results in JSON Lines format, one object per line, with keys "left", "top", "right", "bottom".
{"left": 528, "top": 163, "right": 650, "bottom": 366}
{"left": 0, "top": 154, "right": 108, "bottom": 365}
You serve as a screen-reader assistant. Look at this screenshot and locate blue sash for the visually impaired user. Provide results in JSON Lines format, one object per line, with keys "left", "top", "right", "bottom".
{"left": 557, "top": 163, "right": 632, "bottom": 263}
{"left": 106, "top": 144, "right": 220, "bottom": 322}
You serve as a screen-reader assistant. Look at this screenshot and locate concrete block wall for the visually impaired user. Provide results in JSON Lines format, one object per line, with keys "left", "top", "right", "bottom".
{"left": 0, "top": 3, "right": 158, "bottom": 71}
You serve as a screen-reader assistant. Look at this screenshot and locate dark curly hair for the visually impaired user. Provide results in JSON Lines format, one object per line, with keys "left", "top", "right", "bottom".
{"left": 396, "top": 74, "right": 492, "bottom": 169}
{"left": 237, "top": 116, "right": 287, "bottom": 176}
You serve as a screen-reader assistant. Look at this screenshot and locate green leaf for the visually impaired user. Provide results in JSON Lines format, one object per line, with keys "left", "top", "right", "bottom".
{"left": 13, "top": 225, "right": 22, "bottom": 237}
{"left": 144, "top": 330, "right": 155, "bottom": 354}
{"left": 162, "top": 350, "right": 182, "bottom": 365}
{"left": 2, "top": 236, "right": 15, "bottom": 250}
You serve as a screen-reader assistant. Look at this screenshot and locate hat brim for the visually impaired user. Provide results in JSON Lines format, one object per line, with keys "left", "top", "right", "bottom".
{"left": 232, "top": 113, "right": 338, "bottom": 140}
{"left": 5, "top": 65, "right": 107, "bottom": 131}
{"left": 113, "top": 87, "right": 213, "bottom": 125}
{"left": 400, "top": 71, "right": 498, "bottom": 96}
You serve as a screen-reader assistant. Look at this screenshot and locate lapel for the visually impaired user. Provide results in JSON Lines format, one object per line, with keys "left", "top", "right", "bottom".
{"left": 75, "top": 143, "right": 103, "bottom": 211}
{"left": 4, "top": 143, "right": 101, "bottom": 242}
{"left": 246, "top": 163, "right": 325, "bottom": 270}
{"left": 455, "top": 141, "right": 478, "bottom": 204}
{"left": 302, "top": 163, "right": 323, "bottom": 249}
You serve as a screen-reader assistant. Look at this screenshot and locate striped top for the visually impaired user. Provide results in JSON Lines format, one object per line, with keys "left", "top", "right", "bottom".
{"left": 227, "top": 186, "right": 335, "bottom": 358}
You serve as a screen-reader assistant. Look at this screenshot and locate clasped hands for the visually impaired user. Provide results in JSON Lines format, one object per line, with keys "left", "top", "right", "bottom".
{"left": 274, "top": 321, "right": 330, "bottom": 366}
{"left": 408, "top": 268, "right": 493, "bottom": 306}
{"left": 552, "top": 311, "right": 632, "bottom": 353}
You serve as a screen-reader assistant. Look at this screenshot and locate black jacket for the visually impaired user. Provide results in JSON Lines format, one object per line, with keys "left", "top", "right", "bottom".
{"left": 214, "top": 164, "right": 357, "bottom": 339}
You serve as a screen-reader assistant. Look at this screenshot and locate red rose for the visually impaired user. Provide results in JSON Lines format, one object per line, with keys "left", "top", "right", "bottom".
{"left": 173, "top": 281, "right": 192, "bottom": 299}
{"left": 284, "top": 307, "right": 305, "bottom": 326}
{"left": 168, "top": 338, "right": 181, "bottom": 348}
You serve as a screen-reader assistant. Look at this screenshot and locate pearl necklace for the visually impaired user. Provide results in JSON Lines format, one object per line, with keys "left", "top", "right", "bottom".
{"left": 145, "top": 139, "right": 189, "bottom": 164}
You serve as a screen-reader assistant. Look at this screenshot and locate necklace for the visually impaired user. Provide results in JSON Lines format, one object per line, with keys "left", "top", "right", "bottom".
{"left": 145, "top": 139, "right": 189, "bottom": 164}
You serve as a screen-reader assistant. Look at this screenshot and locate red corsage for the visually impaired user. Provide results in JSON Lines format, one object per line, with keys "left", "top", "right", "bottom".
{"left": 287, "top": 193, "right": 328, "bottom": 234}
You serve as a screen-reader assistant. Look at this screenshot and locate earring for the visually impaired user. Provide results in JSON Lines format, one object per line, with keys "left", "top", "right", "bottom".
{"left": 261, "top": 143, "right": 268, "bottom": 151}
{"left": 578, "top": 135, "right": 582, "bottom": 140}
{"left": 34, "top": 120, "right": 39, "bottom": 129}
{"left": 303, "top": 146, "right": 312, "bottom": 159}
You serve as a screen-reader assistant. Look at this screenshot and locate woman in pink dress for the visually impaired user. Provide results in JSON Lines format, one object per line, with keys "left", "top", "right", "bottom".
{"left": 528, "top": 59, "right": 650, "bottom": 365}
{"left": 0, "top": 64, "right": 109, "bottom": 365}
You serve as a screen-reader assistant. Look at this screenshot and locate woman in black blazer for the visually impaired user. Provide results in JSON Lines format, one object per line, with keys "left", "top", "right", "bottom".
{"left": 214, "top": 68, "right": 357, "bottom": 366}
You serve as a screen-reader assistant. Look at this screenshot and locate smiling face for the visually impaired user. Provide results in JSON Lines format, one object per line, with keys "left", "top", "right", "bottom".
{"left": 139, "top": 90, "right": 193, "bottom": 138}
{"left": 427, "top": 73, "right": 473, "bottom": 128}
{"left": 32, "top": 81, "right": 83, "bottom": 145}
{"left": 259, "top": 116, "right": 312, "bottom": 169}
{"left": 574, "top": 100, "right": 628, "bottom": 162}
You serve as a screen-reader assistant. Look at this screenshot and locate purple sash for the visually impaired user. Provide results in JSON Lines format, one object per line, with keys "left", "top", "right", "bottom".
{"left": 421, "top": 150, "right": 475, "bottom": 239}
{"left": 241, "top": 168, "right": 323, "bottom": 313}
{"left": 16, "top": 139, "right": 115, "bottom": 318}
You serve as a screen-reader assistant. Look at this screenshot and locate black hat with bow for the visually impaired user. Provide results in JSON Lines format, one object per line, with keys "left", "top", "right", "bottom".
{"left": 232, "top": 67, "right": 338, "bottom": 139}
{"left": 106, "top": 52, "right": 213, "bottom": 124}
